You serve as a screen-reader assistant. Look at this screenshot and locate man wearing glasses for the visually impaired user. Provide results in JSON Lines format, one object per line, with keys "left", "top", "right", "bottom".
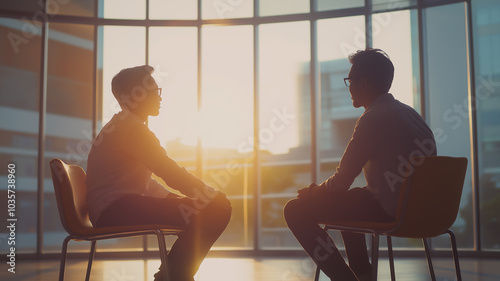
{"left": 86, "top": 65, "right": 231, "bottom": 281}
{"left": 284, "top": 49, "right": 436, "bottom": 281}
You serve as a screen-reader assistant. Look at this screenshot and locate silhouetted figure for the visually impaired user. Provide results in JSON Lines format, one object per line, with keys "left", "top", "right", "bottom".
{"left": 284, "top": 49, "right": 436, "bottom": 281}
{"left": 86, "top": 65, "right": 231, "bottom": 281}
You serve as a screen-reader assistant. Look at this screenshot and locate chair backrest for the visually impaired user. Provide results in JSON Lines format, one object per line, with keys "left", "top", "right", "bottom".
{"left": 50, "top": 158, "right": 94, "bottom": 236}
{"left": 390, "top": 156, "right": 468, "bottom": 238}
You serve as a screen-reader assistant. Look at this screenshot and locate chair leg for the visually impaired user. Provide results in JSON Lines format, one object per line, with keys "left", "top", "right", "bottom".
{"left": 371, "top": 234, "right": 379, "bottom": 281}
{"left": 423, "top": 238, "right": 436, "bottom": 281}
{"left": 314, "top": 264, "right": 320, "bottom": 281}
{"left": 85, "top": 241, "right": 97, "bottom": 281}
{"left": 387, "top": 236, "right": 396, "bottom": 281}
{"left": 59, "top": 236, "right": 72, "bottom": 281}
{"left": 446, "top": 229, "right": 462, "bottom": 281}
{"left": 155, "top": 230, "right": 169, "bottom": 281}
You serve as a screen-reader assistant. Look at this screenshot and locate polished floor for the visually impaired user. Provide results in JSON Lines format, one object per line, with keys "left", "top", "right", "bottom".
{"left": 3, "top": 256, "right": 500, "bottom": 281}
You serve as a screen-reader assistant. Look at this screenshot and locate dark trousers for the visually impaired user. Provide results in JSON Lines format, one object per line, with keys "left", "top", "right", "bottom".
{"left": 95, "top": 193, "right": 231, "bottom": 281}
{"left": 284, "top": 187, "right": 394, "bottom": 281}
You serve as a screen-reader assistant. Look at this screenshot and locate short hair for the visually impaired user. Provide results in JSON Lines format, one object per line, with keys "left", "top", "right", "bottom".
{"left": 111, "top": 65, "right": 155, "bottom": 105}
{"left": 348, "top": 48, "right": 394, "bottom": 93}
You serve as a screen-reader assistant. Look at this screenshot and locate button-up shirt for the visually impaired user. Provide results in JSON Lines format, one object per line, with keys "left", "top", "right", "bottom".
{"left": 319, "top": 94, "right": 436, "bottom": 217}
{"left": 86, "top": 110, "right": 205, "bottom": 223}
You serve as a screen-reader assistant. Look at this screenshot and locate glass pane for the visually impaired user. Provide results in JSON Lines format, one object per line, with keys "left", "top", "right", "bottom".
{"left": 371, "top": 9, "right": 426, "bottom": 249}
{"left": 201, "top": 25, "right": 254, "bottom": 248}
{"left": 259, "top": 0, "right": 309, "bottom": 17}
{"left": 102, "top": 26, "right": 146, "bottom": 125}
{"left": 148, "top": 27, "right": 198, "bottom": 163}
{"left": 473, "top": 0, "right": 500, "bottom": 250}
{"left": 102, "top": 0, "right": 146, "bottom": 19}
{"left": 424, "top": 3, "right": 473, "bottom": 249}
{"left": 43, "top": 22, "right": 94, "bottom": 252}
{"left": 371, "top": 0, "right": 416, "bottom": 12}
{"left": 47, "top": 0, "right": 95, "bottom": 17}
{"left": 372, "top": 9, "right": 418, "bottom": 108}
{"left": 317, "top": 0, "right": 364, "bottom": 11}
{"left": 0, "top": 17, "right": 41, "bottom": 254}
{"left": 259, "top": 21, "right": 310, "bottom": 248}
{"left": 0, "top": 0, "right": 40, "bottom": 13}
{"left": 147, "top": 27, "right": 197, "bottom": 243}
{"left": 99, "top": 25, "right": 146, "bottom": 251}
{"left": 316, "top": 16, "right": 366, "bottom": 250}
{"left": 150, "top": 0, "right": 197, "bottom": 20}
{"left": 317, "top": 16, "right": 365, "bottom": 182}
{"left": 202, "top": 0, "right": 253, "bottom": 19}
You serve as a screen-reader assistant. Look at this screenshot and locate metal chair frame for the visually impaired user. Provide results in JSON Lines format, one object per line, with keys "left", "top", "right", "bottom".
{"left": 59, "top": 229, "right": 181, "bottom": 281}
{"left": 313, "top": 156, "right": 467, "bottom": 281}
{"left": 313, "top": 226, "right": 462, "bottom": 281}
{"left": 50, "top": 158, "right": 183, "bottom": 281}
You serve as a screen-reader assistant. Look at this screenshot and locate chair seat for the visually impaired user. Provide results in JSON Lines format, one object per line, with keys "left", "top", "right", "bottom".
{"left": 69, "top": 224, "right": 184, "bottom": 239}
{"left": 320, "top": 220, "right": 398, "bottom": 233}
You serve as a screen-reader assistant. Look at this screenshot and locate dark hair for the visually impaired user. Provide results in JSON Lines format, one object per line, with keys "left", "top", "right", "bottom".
{"left": 348, "top": 48, "right": 394, "bottom": 93}
{"left": 111, "top": 65, "right": 156, "bottom": 105}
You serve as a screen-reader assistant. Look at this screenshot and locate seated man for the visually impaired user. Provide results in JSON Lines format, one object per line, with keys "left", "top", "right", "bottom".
{"left": 86, "top": 65, "right": 231, "bottom": 281}
{"left": 284, "top": 49, "right": 436, "bottom": 281}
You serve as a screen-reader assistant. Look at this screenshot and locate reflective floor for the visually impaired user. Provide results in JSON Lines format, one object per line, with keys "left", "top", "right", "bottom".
{"left": 3, "top": 256, "right": 500, "bottom": 281}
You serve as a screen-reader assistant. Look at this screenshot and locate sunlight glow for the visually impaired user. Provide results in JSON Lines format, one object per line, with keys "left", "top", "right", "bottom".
{"left": 148, "top": 27, "right": 198, "bottom": 148}
{"left": 104, "top": 0, "right": 146, "bottom": 19}
{"left": 259, "top": 21, "right": 310, "bottom": 154}
{"left": 199, "top": 25, "right": 254, "bottom": 150}
{"left": 102, "top": 5, "right": 416, "bottom": 155}
{"left": 372, "top": 10, "right": 414, "bottom": 107}
{"left": 102, "top": 26, "right": 145, "bottom": 126}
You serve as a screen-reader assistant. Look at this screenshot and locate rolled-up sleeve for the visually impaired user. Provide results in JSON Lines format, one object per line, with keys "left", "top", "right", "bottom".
{"left": 320, "top": 112, "right": 380, "bottom": 192}
{"left": 127, "top": 123, "right": 205, "bottom": 198}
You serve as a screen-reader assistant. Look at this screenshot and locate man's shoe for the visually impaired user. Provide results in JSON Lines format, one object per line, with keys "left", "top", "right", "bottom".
{"left": 153, "top": 268, "right": 194, "bottom": 281}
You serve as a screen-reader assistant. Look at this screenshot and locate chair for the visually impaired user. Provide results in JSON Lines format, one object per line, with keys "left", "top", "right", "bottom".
{"left": 314, "top": 156, "right": 468, "bottom": 281}
{"left": 50, "top": 158, "right": 183, "bottom": 281}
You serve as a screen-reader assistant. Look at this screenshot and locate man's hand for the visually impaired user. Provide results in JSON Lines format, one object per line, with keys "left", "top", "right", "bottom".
{"left": 297, "top": 183, "right": 326, "bottom": 199}
{"left": 211, "top": 190, "right": 232, "bottom": 210}
{"left": 297, "top": 183, "right": 317, "bottom": 199}
{"left": 192, "top": 185, "right": 231, "bottom": 210}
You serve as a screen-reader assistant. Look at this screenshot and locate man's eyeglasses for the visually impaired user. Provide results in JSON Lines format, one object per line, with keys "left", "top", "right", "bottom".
{"left": 155, "top": 88, "right": 162, "bottom": 97}
{"left": 343, "top": 78, "right": 354, "bottom": 87}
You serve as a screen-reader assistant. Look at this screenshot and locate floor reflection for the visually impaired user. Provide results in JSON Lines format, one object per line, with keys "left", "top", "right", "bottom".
{"left": 4, "top": 257, "right": 500, "bottom": 281}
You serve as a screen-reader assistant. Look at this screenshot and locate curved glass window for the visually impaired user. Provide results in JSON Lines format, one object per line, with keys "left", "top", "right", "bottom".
{"left": 0, "top": 0, "right": 496, "bottom": 256}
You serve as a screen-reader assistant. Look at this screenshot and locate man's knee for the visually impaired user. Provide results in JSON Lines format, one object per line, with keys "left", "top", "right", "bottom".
{"left": 203, "top": 198, "right": 231, "bottom": 226}
{"left": 283, "top": 198, "right": 303, "bottom": 225}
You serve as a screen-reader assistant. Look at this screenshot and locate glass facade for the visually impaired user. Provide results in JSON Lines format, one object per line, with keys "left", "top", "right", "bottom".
{"left": 424, "top": 2, "right": 473, "bottom": 249}
{"left": 0, "top": 17, "right": 40, "bottom": 254}
{"left": 0, "top": 0, "right": 499, "bottom": 256}
{"left": 259, "top": 21, "right": 311, "bottom": 248}
{"left": 43, "top": 22, "right": 95, "bottom": 252}
{"left": 473, "top": 0, "right": 500, "bottom": 251}
{"left": 200, "top": 25, "right": 254, "bottom": 248}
